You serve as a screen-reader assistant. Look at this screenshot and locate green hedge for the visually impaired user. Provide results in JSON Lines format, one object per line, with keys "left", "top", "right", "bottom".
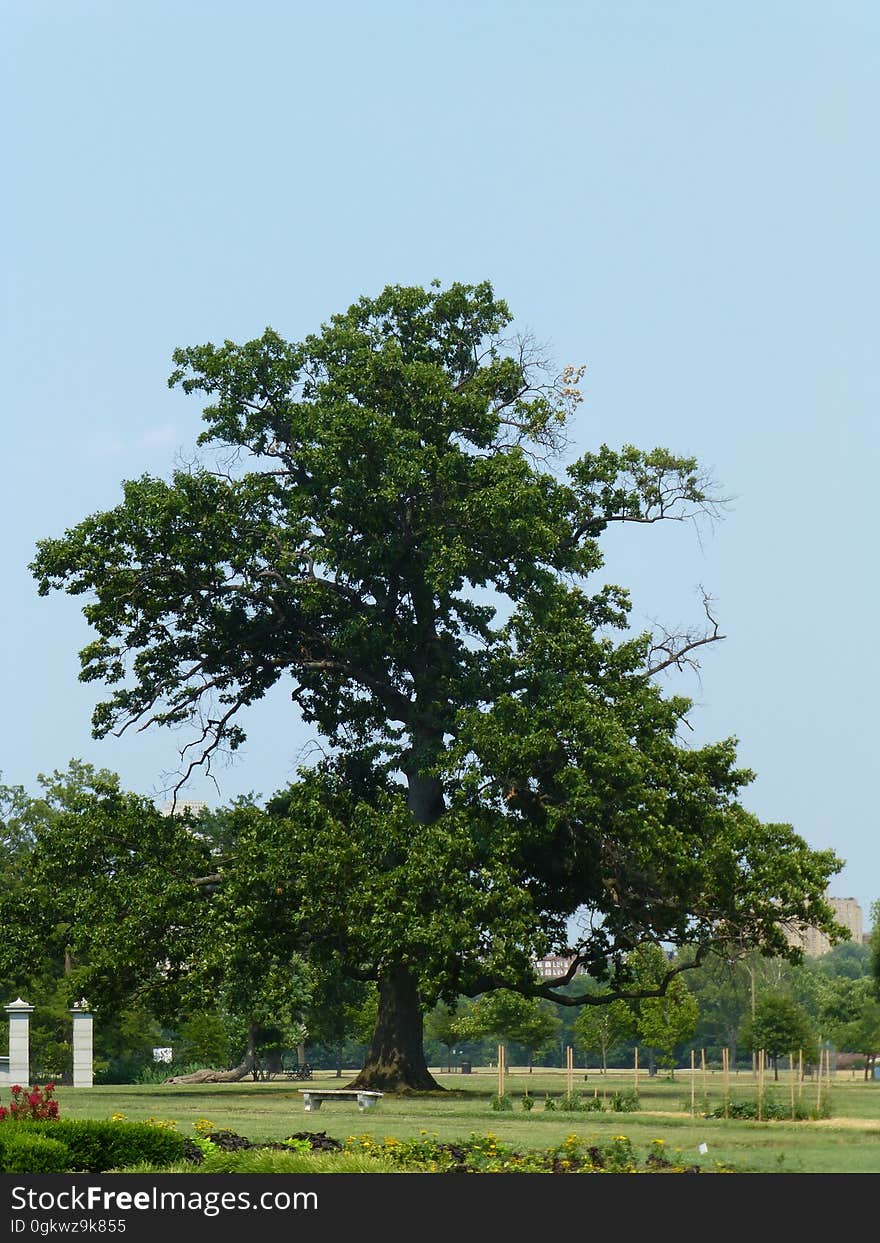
{"left": 2, "top": 1120, "right": 185, "bottom": 1171}
{"left": 0, "top": 1133, "right": 71, "bottom": 1174}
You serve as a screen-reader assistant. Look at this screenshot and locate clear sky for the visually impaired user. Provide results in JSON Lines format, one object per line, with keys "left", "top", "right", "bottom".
{"left": 3, "top": 2, "right": 878, "bottom": 926}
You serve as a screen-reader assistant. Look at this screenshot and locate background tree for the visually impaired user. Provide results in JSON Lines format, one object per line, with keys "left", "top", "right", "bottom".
{"left": 424, "top": 999, "right": 473, "bottom": 1074}
{"left": 456, "top": 990, "right": 562, "bottom": 1072}
{"left": 813, "top": 941, "right": 871, "bottom": 981}
{"left": 0, "top": 765, "right": 184, "bottom": 1083}
{"left": 624, "top": 946, "right": 699, "bottom": 1077}
{"left": 172, "top": 1010, "right": 231, "bottom": 1072}
{"left": 2, "top": 765, "right": 313, "bottom": 1082}
{"left": 31, "top": 281, "right": 845, "bottom": 1090}
{"left": 834, "top": 997, "right": 880, "bottom": 1080}
{"left": 572, "top": 989, "right": 634, "bottom": 1073}
{"left": 814, "top": 974, "right": 875, "bottom": 1065}
{"left": 870, "top": 901, "right": 880, "bottom": 1001}
{"left": 301, "top": 964, "right": 372, "bottom": 1078}
{"left": 0, "top": 777, "right": 34, "bottom": 875}
{"left": 686, "top": 950, "right": 753, "bottom": 1067}
{"left": 740, "top": 993, "right": 816, "bottom": 1079}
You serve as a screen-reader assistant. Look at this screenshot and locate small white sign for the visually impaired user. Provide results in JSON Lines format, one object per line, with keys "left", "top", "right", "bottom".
{"left": 697, "top": 1142, "right": 709, "bottom": 1154}
{"left": 152, "top": 1047, "right": 173, "bottom": 1063}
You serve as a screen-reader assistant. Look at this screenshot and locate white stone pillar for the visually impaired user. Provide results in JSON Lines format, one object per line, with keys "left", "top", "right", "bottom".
{"left": 5, "top": 998, "right": 34, "bottom": 1086}
{"left": 70, "top": 999, "right": 94, "bottom": 1088}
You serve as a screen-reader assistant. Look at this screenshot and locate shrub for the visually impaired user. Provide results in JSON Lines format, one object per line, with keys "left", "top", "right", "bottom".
{"left": 105, "top": 1124, "right": 731, "bottom": 1176}
{"left": 490, "top": 1094, "right": 513, "bottom": 1111}
{"left": 707, "top": 1095, "right": 831, "bottom": 1121}
{"left": 609, "top": 1089, "right": 640, "bottom": 1113}
{"left": 558, "top": 1092, "right": 603, "bottom": 1112}
{"left": 197, "top": 1148, "right": 403, "bottom": 1174}
{"left": 0, "top": 1132, "right": 70, "bottom": 1173}
{"left": 10, "top": 1120, "right": 185, "bottom": 1171}
{"left": 0, "top": 1083, "right": 59, "bottom": 1121}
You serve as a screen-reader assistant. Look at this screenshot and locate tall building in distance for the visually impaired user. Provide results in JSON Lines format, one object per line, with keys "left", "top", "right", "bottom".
{"left": 159, "top": 799, "right": 208, "bottom": 818}
{"left": 533, "top": 954, "right": 586, "bottom": 979}
{"left": 786, "top": 895, "right": 865, "bottom": 958}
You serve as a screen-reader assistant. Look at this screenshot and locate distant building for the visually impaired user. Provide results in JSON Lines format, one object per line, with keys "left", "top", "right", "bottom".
{"left": 786, "top": 895, "right": 864, "bottom": 958}
{"left": 533, "top": 954, "right": 586, "bottom": 979}
{"left": 159, "top": 799, "right": 208, "bottom": 818}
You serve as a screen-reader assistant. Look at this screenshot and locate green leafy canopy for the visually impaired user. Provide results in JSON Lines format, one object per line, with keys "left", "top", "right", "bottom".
{"left": 30, "top": 280, "right": 844, "bottom": 1022}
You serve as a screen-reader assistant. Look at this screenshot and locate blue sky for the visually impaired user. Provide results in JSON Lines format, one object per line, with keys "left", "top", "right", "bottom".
{"left": 3, "top": 2, "right": 878, "bottom": 925}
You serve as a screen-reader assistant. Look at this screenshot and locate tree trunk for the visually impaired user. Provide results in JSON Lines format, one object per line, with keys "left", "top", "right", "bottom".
{"left": 348, "top": 965, "right": 441, "bottom": 1091}
{"left": 404, "top": 770, "right": 445, "bottom": 826}
{"left": 348, "top": 760, "right": 445, "bottom": 1092}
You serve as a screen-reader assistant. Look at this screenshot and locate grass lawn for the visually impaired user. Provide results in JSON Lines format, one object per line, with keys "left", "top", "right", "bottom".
{"left": 38, "top": 1067, "right": 880, "bottom": 1173}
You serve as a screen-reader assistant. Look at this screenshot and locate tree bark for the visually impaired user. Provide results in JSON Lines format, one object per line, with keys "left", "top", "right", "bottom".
{"left": 345, "top": 758, "right": 447, "bottom": 1091}
{"left": 348, "top": 748, "right": 446, "bottom": 1091}
{"left": 348, "top": 965, "right": 441, "bottom": 1091}
{"left": 404, "top": 770, "right": 445, "bottom": 826}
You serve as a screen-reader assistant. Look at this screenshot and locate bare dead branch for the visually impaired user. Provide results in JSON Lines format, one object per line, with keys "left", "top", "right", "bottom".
{"left": 646, "top": 589, "right": 725, "bottom": 677}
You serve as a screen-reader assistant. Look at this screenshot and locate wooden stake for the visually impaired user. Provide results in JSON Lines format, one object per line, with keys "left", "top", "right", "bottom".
{"left": 690, "top": 1049, "right": 696, "bottom": 1116}
{"left": 757, "top": 1049, "right": 765, "bottom": 1121}
{"left": 789, "top": 1052, "right": 796, "bottom": 1119}
{"left": 723, "top": 1047, "right": 729, "bottom": 1119}
{"left": 798, "top": 1049, "right": 803, "bottom": 1098}
{"left": 634, "top": 1046, "right": 639, "bottom": 1095}
{"left": 701, "top": 1047, "right": 707, "bottom": 1104}
{"left": 497, "top": 1044, "right": 505, "bottom": 1098}
{"left": 566, "top": 1045, "right": 573, "bottom": 1097}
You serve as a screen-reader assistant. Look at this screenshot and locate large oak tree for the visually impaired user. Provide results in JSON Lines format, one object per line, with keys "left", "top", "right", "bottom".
{"left": 32, "top": 280, "right": 843, "bottom": 1089}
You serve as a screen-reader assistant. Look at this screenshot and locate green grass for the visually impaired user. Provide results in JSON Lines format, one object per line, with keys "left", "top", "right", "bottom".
{"left": 21, "top": 1067, "right": 880, "bottom": 1174}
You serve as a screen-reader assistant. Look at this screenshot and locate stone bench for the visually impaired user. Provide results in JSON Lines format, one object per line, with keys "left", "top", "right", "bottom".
{"left": 297, "top": 1088, "right": 383, "bottom": 1112}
